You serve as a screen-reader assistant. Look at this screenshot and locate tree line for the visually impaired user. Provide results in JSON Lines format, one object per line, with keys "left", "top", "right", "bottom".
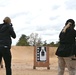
{"left": 16, "top": 33, "right": 59, "bottom": 47}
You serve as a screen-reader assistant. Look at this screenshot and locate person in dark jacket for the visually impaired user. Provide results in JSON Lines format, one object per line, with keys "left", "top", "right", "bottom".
{"left": 55, "top": 19, "right": 76, "bottom": 75}
{"left": 0, "top": 17, "right": 16, "bottom": 75}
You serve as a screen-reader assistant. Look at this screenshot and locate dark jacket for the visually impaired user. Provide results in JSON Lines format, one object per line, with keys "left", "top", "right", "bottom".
{"left": 55, "top": 28, "right": 76, "bottom": 57}
{"left": 0, "top": 23, "right": 16, "bottom": 48}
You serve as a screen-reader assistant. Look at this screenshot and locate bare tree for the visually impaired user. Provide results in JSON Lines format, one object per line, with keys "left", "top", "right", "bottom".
{"left": 28, "top": 33, "right": 42, "bottom": 46}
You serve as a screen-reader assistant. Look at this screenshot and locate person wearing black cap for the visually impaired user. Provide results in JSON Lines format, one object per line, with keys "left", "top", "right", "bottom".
{"left": 55, "top": 19, "right": 76, "bottom": 75}
{"left": 0, "top": 17, "right": 16, "bottom": 75}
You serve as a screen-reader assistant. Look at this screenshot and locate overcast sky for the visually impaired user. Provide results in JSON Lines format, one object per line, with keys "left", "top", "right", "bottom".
{"left": 0, "top": 0, "right": 76, "bottom": 45}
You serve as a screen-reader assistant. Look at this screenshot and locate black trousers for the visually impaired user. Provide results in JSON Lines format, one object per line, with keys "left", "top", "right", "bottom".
{"left": 0, "top": 47, "right": 12, "bottom": 75}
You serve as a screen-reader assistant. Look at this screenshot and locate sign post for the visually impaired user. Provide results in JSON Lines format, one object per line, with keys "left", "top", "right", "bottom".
{"left": 33, "top": 46, "right": 50, "bottom": 69}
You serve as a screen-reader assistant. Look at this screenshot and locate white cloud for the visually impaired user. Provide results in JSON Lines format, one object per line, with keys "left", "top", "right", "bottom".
{"left": 0, "top": 0, "right": 76, "bottom": 45}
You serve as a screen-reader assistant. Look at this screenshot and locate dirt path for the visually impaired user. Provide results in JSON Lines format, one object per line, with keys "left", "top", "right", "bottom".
{"left": 0, "top": 46, "right": 69, "bottom": 75}
{"left": 0, "top": 62, "right": 68, "bottom": 75}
